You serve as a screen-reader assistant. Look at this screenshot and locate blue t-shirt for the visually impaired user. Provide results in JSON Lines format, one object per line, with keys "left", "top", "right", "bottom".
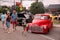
{"left": 11, "top": 13, "right": 17, "bottom": 21}
{"left": 1, "top": 15, "right": 6, "bottom": 21}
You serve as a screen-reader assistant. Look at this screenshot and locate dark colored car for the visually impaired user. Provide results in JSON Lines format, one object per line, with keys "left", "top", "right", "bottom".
{"left": 17, "top": 13, "right": 26, "bottom": 26}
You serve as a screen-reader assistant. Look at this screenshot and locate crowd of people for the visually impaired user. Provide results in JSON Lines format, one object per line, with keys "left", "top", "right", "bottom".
{"left": 1, "top": 9, "right": 27, "bottom": 34}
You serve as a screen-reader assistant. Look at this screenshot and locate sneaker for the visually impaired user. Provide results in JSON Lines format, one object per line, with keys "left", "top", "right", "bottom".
{"left": 12, "top": 29, "right": 16, "bottom": 32}
{"left": 7, "top": 32, "right": 10, "bottom": 33}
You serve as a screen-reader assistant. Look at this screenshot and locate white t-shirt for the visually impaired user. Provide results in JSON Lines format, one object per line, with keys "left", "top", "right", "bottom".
{"left": 24, "top": 14, "right": 30, "bottom": 19}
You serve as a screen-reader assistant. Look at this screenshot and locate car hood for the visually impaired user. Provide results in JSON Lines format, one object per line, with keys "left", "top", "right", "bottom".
{"left": 32, "top": 19, "right": 50, "bottom": 26}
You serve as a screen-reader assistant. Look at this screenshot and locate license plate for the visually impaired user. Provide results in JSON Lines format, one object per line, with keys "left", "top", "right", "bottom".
{"left": 32, "top": 27, "right": 43, "bottom": 32}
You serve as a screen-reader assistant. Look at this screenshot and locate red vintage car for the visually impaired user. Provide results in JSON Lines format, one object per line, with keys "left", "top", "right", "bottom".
{"left": 26, "top": 14, "right": 53, "bottom": 34}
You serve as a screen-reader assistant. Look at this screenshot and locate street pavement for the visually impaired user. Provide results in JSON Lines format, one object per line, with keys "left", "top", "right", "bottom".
{"left": 0, "top": 22, "right": 60, "bottom": 40}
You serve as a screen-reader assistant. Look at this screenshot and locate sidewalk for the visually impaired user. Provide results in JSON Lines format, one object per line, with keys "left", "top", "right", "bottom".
{"left": 53, "top": 24, "right": 60, "bottom": 27}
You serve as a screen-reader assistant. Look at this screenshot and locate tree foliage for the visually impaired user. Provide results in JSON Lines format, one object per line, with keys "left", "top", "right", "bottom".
{"left": 0, "top": 6, "right": 11, "bottom": 13}
{"left": 30, "top": 2, "right": 45, "bottom": 14}
{"left": 16, "top": 6, "right": 20, "bottom": 13}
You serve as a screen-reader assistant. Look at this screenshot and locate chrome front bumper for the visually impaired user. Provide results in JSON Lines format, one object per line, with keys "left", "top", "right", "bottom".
{"left": 29, "top": 26, "right": 43, "bottom": 32}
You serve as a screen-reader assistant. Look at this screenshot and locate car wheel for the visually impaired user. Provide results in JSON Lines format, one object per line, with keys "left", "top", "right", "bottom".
{"left": 48, "top": 28, "right": 49, "bottom": 32}
{"left": 45, "top": 28, "right": 49, "bottom": 34}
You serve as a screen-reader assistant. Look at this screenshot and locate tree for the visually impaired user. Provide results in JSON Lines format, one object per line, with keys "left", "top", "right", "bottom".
{"left": 0, "top": 6, "right": 11, "bottom": 13}
{"left": 30, "top": 2, "right": 45, "bottom": 14}
{"left": 16, "top": 6, "right": 20, "bottom": 13}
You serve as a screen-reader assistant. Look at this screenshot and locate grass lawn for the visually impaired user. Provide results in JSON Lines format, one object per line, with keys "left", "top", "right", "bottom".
{"left": 53, "top": 20, "right": 60, "bottom": 24}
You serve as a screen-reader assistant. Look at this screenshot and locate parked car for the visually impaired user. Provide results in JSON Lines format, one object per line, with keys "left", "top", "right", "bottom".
{"left": 26, "top": 14, "right": 53, "bottom": 34}
{"left": 44, "top": 13, "right": 60, "bottom": 21}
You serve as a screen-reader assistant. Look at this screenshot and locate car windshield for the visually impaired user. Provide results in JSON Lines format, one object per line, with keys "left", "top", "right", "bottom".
{"left": 34, "top": 15, "right": 48, "bottom": 20}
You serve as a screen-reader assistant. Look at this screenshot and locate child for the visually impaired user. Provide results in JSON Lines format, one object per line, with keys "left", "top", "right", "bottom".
{"left": 6, "top": 11, "right": 11, "bottom": 33}
{"left": 1, "top": 13, "right": 6, "bottom": 29}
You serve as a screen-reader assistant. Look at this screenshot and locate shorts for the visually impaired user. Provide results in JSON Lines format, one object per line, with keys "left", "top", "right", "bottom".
{"left": 12, "top": 21, "right": 17, "bottom": 25}
{"left": 2, "top": 21, "right": 5, "bottom": 24}
{"left": 6, "top": 21, "right": 10, "bottom": 28}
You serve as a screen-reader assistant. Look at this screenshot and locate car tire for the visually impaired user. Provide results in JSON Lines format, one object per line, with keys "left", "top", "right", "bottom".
{"left": 45, "top": 28, "right": 49, "bottom": 34}
{"left": 48, "top": 28, "right": 49, "bottom": 32}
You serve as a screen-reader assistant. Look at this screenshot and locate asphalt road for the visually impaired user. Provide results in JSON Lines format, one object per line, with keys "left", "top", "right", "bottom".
{"left": 0, "top": 22, "right": 60, "bottom": 40}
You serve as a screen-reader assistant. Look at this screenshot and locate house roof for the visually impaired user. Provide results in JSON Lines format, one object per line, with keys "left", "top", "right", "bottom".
{"left": 48, "top": 4, "right": 60, "bottom": 9}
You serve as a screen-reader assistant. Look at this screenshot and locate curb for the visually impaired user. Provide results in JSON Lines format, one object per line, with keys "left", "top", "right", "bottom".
{"left": 53, "top": 25, "right": 60, "bottom": 28}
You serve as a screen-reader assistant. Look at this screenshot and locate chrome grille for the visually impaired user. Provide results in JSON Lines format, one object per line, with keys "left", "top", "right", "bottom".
{"left": 30, "top": 26, "right": 43, "bottom": 32}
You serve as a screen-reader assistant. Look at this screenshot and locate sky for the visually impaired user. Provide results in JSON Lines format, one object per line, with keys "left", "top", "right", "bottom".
{"left": 43, "top": 0, "right": 60, "bottom": 6}
{"left": 0, "top": 0, "right": 60, "bottom": 9}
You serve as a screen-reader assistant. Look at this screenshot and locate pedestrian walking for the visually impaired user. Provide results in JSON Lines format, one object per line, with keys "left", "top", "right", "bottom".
{"left": 1, "top": 13, "right": 6, "bottom": 29}
{"left": 22, "top": 19, "right": 27, "bottom": 36}
{"left": 11, "top": 9, "right": 18, "bottom": 31}
{"left": 6, "top": 11, "right": 11, "bottom": 33}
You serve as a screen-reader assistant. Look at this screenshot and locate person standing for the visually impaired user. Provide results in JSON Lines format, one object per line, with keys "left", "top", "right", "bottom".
{"left": 6, "top": 11, "right": 11, "bottom": 33}
{"left": 11, "top": 9, "right": 18, "bottom": 31}
{"left": 1, "top": 13, "right": 6, "bottom": 29}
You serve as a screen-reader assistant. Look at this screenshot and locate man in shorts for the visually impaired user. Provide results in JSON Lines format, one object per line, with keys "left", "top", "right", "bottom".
{"left": 11, "top": 9, "right": 18, "bottom": 31}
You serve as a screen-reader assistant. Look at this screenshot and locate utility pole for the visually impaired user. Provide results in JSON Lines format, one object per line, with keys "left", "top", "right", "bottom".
{"left": 38, "top": 0, "right": 43, "bottom": 2}
{"left": 14, "top": 0, "right": 16, "bottom": 9}
{"left": 20, "top": 0, "right": 22, "bottom": 3}
{"left": 14, "top": 0, "right": 15, "bottom": 5}
{"left": 36, "top": 0, "right": 38, "bottom": 2}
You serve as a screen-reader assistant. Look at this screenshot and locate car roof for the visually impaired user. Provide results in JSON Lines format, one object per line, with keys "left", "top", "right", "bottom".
{"left": 35, "top": 13, "right": 51, "bottom": 18}
{"left": 35, "top": 14, "right": 50, "bottom": 16}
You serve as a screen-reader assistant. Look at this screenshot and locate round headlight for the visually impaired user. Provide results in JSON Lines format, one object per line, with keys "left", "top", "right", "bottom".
{"left": 43, "top": 25, "right": 47, "bottom": 29}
